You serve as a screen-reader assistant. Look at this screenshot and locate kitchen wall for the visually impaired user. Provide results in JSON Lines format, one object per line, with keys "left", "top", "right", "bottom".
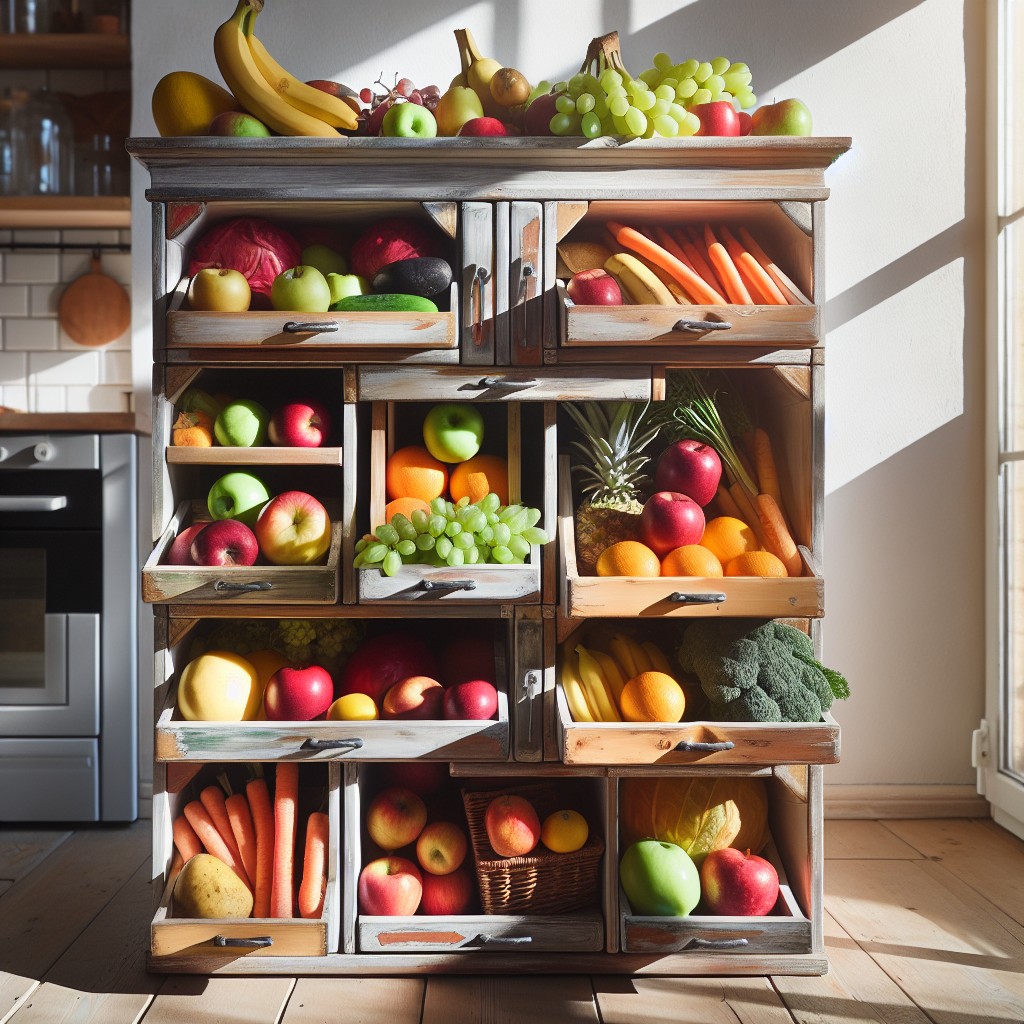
{"left": 129, "top": 0, "right": 987, "bottom": 796}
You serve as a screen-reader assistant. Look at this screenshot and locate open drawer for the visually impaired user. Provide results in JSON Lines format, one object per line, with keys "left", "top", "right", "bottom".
{"left": 150, "top": 761, "right": 340, "bottom": 960}
{"left": 547, "top": 200, "right": 818, "bottom": 356}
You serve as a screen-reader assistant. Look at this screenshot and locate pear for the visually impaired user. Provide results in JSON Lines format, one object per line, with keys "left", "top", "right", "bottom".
{"left": 435, "top": 85, "right": 485, "bottom": 137}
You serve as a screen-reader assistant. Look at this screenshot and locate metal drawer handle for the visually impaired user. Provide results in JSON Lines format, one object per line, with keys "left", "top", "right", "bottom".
{"left": 475, "top": 376, "right": 537, "bottom": 389}
{"left": 473, "top": 934, "right": 532, "bottom": 945}
{"left": 300, "top": 737, "right": 364, "bottom": 753}
{"left": 668, "top": 591, "right": 726, "bottom": 605}
{"left": 213, "top": 935, "right": 273, "bottom": 948}
{"left": 418, "top": 578, "right": 477, "bottom": 592}
{"left": 0, "top": 495, "right": 68, "bottom": 512}
{"left": 214, "top": 580, "right": 274, "bottom": 593}
{"left": 673, "top": 319, "right": 732, "bottom": 333}
{"left": 674, "top": 740, "right": 735, "bottom": 753}
{"left": 682, "top": 936, "right": 749, "bottom": 950}
{"left": 282, "top": 320, "right": 340, "bottom": 334}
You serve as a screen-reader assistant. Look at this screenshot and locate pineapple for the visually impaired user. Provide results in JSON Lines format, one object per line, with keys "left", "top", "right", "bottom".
{"left": 564, "top": 401, "right": 663, "bottom": 575}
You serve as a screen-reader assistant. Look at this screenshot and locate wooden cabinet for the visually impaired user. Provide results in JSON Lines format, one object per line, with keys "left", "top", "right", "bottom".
{"left": 129, "top": 134, "right": 849, "bottom": 978}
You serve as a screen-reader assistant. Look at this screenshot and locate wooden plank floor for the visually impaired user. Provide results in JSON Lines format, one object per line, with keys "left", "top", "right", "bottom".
{"left": 2, "top": 818, "right": 1024, "bottom": 1024}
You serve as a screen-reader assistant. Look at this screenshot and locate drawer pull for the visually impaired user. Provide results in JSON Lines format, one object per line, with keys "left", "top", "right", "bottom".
{"left": 418, "top": 578, "right": 477, "bottom": 592}
{"left": 282, "top": 320, "right": 340, "bottom": 334}
{"left": 0, "top": 495, "right": 68, "bottom": 512}
{"left": 668, "top": 591, "right": 726, "bottom": 605}
{"left": 470, "top": 376, "right": 538, "bottom": 390}
{"left": 681, "top": 936, "right": 749, "bottom": 951}
{"left": 672, "top": 318, "right": 732, "bottom": 333}
{"left": 214, "top": 580, "right": 274, "bottom": 593}
{"left": 213, "top": 935, "right": 273, "bottom": 948}
{"left": 300, "top": 737, "right": 364, "bottom": 753}
{"left": 674, "top": 739, "right": 735, "bottom": 753}
{"left": 472, "top": 933, "right": 532, "bottom": 946}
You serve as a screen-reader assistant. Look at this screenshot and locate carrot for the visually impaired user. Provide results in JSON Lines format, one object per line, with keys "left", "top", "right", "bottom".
{"left": 635, "top": 254, "right": 689, "bottom": 303}
{"left": 272, "top": 762, "right": 299, "bottom": 918}
{"left": 298, "top": 811, "right": 330, "bottom": 920}
{"left": 715, "top": 483, "right": 744, "bottom": 522}
{"left": 606, "top": 220, "right": 725, "bottom": 305}
{"left": 756, "top": 493, "right": 803, "bottom": 577}
{"left": 753, "top": 427, "right": 783, "bottom": 506}
{"left": 737, "top": 226, "right": 812, "bottom": 305}
{"left": 246, "top": 776, "right": 275, "bottom": 919}
{"left": 704, "top": 224, "right": 752, "bottom": 304}
{"left": 226, "top": 791, "right": 258, "bottom": 890}
{"left": 729, "top": 481, "right": 765, "bottom": 546}
{"left": 168, "top": 848, "right": 185, "bottom": 891}
{"left": 718, "top": 225, "right": 787, "bottom": 305}
{"left": 679, "top": 225, "right": 727, "bottom": 295}
{"left": 199, "top": 785, "right": 250, "bottom": 888}
{"left": 172, "top": 813, "right": 203, "bottom": 862}
{"left": 182, "top": 799, "right": 251, "bottom": 890}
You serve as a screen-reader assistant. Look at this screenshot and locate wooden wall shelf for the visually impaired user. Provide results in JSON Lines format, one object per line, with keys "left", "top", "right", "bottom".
{"left": 0, "top": 196, "right": 131, "bottom": 229}
{"left": 0, "top": 32, "right": 130, "bottom": 69}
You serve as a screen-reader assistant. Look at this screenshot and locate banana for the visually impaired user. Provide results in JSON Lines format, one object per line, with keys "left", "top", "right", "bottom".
{"left": 575, "top": 645, "right": 621, "bottom": 722}
{"left": 607, "top": 633, "right": 639, "bottom": 680}
{"left": 592, "top": 650, "right": 626, "bottom": 708}
{"left": 454, "top": 27, "right": 505, "bottom": 118}
{"left": 642, "top": 640, "right": 675, "bottom": 676}
{"left": 560, "top": 652, "right": 595, "bottom": 723}
{"left": 214, "top": 0, "right": 340, "bottom": 139}
{"left": 636, "top": 254, "right": 688, "bottom": 304}
{"left": 245, "top": 17, "right": 358, "bottom": 131}
{"left": 625, "top": 635, "right": 654, "bottom": 673}
{"left": 604, "top": 252, "right": 676, "bottom": 305}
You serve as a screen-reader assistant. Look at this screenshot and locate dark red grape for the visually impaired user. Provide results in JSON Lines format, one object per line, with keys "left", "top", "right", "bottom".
{"left": 408, "top": 91, "right": 424, "bottom": 105}
{"left": 421, "top": 84, "right": 440, "bottom": 99}
{"left": 396, "top": 77, "right": 415, "bottom": 97}
{"left": 359, "top": 87, "right": 373, "bottom": 103}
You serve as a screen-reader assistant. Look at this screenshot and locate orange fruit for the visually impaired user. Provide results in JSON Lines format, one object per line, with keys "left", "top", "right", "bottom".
{"left": 540, "top": 809, "right": 589, "bottom": 853}
{"left": 619, "top": 670, "right": 686, "bottom": 723}
{"left": 725, "top": 551, "right": 788, "bottom": 578}
{"left": 699, "top": 516, "right": 759, "bottom": 566}
{"left": 385, "top": 445, "right": 448, "bottom": 502}
{"left": 171, "top": 409, "right": 213, "bottom": 447}
{"left": 595, "top": 540, "right": 661, "bottom": 577}
{"left": 449, "top": 453, "right": 509, "bottom": 505}
{"left": 385, "top": 496, "right": 431, "bottom": 522}
{"left": 660, "top": 544, "right": 724, "bottom": 578}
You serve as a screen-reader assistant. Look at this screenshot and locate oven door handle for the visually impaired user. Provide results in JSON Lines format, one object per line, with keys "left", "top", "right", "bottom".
{"left": 0, "top": 495, "right": 68, "bottom": 512}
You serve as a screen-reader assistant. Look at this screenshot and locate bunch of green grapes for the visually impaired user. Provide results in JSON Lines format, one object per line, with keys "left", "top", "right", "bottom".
{"left": 354, "top": 492, "right": 550, "bottom": 577}
{"left": 274, "top": 619, "right": 366, "bottom": 672}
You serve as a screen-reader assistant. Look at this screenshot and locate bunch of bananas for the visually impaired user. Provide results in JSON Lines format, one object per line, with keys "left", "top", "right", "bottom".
{"left": 214, "top": 0, "right": 358, "bottom": 138}
{"left": 560, "top": 633, "right": 676, "bottom": 723}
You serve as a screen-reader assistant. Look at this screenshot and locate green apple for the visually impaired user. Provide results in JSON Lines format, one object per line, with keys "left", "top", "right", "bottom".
{"left": 214, "top": 399, "right": 270, "bottom": 447}
{"left": 749, "top": 97, "right": 813, "bottom": 136}
{"left": 382, "top": 102, "right": 438, "bottom": 139}
{"left": 270, "top": 265, "right": 332, "bottom": 313}
{"left": 208, "top": 111, "right": 271, "bottom": 138}
{"left": 187, "top": 267, "right": 251, "bottom": 312}
{"left": 421, "top": 402, "right": 484, "bottom": 464}
{"left": 326, "top": 272, "right": 371, "bottom": 305}
{"left": 301, "top": 244, "right": 348, "bottom": 277}
{"left": 619, "top": 840, "right": 700, "bottom": 917}
{"left": 207, "top": 471, "right": 271, "bottom": 527}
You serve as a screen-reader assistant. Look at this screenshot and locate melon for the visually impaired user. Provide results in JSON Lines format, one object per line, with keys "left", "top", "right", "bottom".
{"left": 151, "top": 71, "right": 238, "bottom": 137}
{"left": 618, "top": 776, "right": 770, "bottom": 869}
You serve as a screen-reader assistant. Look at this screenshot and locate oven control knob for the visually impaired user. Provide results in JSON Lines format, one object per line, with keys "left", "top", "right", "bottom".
{"left": 33, "top": 441, "right": 55, "bottom": 462}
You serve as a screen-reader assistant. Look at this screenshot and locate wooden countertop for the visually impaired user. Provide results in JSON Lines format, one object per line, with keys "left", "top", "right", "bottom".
{"left": 0, "top": 412, "right": 145, "bottom": 434}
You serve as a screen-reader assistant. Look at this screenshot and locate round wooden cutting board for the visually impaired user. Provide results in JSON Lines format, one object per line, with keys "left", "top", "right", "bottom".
{"left": 58, "top": 253, "right": 131, "bottom": 347}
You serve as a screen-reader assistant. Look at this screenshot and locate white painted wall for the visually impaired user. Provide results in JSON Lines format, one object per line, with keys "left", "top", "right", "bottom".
{"left": 130, "top": 0, "right": 986, "bottom": 789}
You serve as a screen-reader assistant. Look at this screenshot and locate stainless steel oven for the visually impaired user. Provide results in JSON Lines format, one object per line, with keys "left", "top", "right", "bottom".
{"left": 0, "top": 433, "right": 138, "bottom": 822}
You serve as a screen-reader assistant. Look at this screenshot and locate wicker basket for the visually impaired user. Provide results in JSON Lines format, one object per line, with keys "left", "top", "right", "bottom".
{"left": 461, "top": 782, "right": 604, "bottom": 915}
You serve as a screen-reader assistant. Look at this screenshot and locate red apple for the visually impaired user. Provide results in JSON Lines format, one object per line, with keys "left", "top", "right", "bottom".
{"left": 268, "top": 400, "right": 332, "bottom": 447}
{"left": 382, "top": 675, "right": 445, "bottom": 720}
{"left": 358, "top": 856, "right": 423, "bottom": 916}
{"left": 640, "top": 491, "right": 706, "bottom": 558}
{"left": 339, "top": 633, "right": 439, "bottom": 706}
{"left": 438, "top": 633, "right": 496, "bottom": 686}
{"left": 566, "top": 268, "right": 623, "bottom": 306}
{"left": 254, "top": 490, "right": 332, "bottom": 565}
{"left": 166, "top": 522, "right": 206, "bottom": 565}
{"left": 443, "top": 680, "right": 499, "bottom": 721}
{"left": 700, "top": 847, "right": 780, "bottom": 916}
{"left": 457, "top": 117, "right": 508, "bottom": 137}
{"left": 415, "top": 820, "right": 468, "bottom": 875}
{"left": 378, "top": 761, "right": 448, "bottom": 798}
{"left": 189, "top": 518, "right": 259, "bottom": 567}
{"left": 365, "top": 787, "right": 428, "bottom": 850}
{"left": 738, "top": 111, "right": 752, "bottom": 136}
{"left": 419, "top": 864, "right": 475, "bottom": 915}
{"left": 690, "top": 100, "right": 741, "bottom": 137}
{"left": 653, "top": 439, "right": 723, "bottom": 507}
{"left": 263, "top": 664, "right": 334, "bottom": 721}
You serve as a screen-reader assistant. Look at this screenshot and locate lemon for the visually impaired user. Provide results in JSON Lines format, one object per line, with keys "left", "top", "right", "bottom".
{"left": 540, "top": 809, "right": 589, "bottom": 854}
{"left": 327, "top": 692, "right": 379, "bottom": 721}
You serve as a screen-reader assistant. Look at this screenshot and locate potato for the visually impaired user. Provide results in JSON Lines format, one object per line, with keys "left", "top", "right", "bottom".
{"left": 172, "top": 853, "right": 253, "bottom": 919}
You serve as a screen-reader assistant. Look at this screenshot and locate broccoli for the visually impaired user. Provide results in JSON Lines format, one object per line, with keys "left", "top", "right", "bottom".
{"left": 677, "top": 619, "right": 850, "bottom": 724}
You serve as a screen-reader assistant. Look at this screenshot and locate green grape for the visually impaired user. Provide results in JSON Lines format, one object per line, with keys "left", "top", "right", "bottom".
{"left": 453, "top": 531, "right": 475, "bottom": 551}
{"left": 503, "top": 509, "right": 529, "bottom": 534}
{"left": 690, "top": 87, "right": 713, "bottom": 106}
{"left": 650, "top": 98, "right": 670, "bottom": 117}
{"left": 490, "top": 545, "right": 514, "bottom": 564}
{"left": 493, "top": 522, "right": 512, "bottom": 547}
{"left": 624, "top": 106, "right": 647, "bottom": 136}
{"left": 455, "top": 495, "right": 470, "bottom": 509}
{"left": 382, "top": 550, "right": 403, "bottom": 577}
{"left": 726, "top": 62, "right": 750, "bottom": 75}
{"left": 553, "top": 80, "right": 569, "bottom": 93}
{"left": 642, "top": 121, "right": 657, "bottom": 139}
{"left": 352, "top": 548, "right": 368, "bottom": 569}
{"left": 592, "top": 93, "right": 609, "bottom": 117}
{"left": 508, "top": 535, "right": 530, "bottom": 559}
{"left": 523, "top": 506, "right": 541, "bottom": 528}
{"left": 498, "top": 504, "right": 523, "bottom": 523}
{"left": 411, "top": 508, "right": 429, "bottom": 534}
{"left": 599, "top": 68, "right": 622, "bottom": 91}
{"left": 632, "top": 89, "right": 655, "bottom": 112}
{"left": 444, "top": 520, "right": 463, "bottom": 538}
{"left": 674, "top": 58, "right": 697, "bottom": 79}
{"left": 446, "top": 548, "right": 465, "bottom": 568}
{"left": 555, "top": 93, "right": 577, "bottom": 114}
{"left": 567, "top": 73, "right": 586, "bottom": 96}
{"left": 735, "top": 89, "right": 757, "bottom": 109}
{"left": 694, "top": 61, "right": 712, "bottom": 83}
{"left": 428, "top": 514, "right": 446, "bottom": 538}
{"left": 435, "top": 536, "right": 453, "bottom": 559}
{"left": 394, "top": 517, "right": 417, "bottom": 542}
{"left": 653, "top": 114, "right": 679, "bottom": 137}
{"left": 521, "top": 525, "right": 549, "bottom": 545}
{"left": 676, "top": 78, "right": 698, "bottom": 100}
{"left": 581, "top": 111, "right": 602, "bottom": 138}
{"left": 639, "top": 67, "right": 661, "bottom": 87}
{"left": 479, "top": 525, "right": 494, "bottom": 545}
{"left": 626, "top": 79, "right": 646, "bottom": 99}
{"left": 354, "top": 537, "right": 368, "bottom": 554}
{"left": 654, "top": 83, "right": 675, "bottom": 102}
{"left": 576, "top": 92, "right": 596, "bottom": 114}
{"left": 485, "top": 510, "right": 499, "bottom": 525}
{"left": 608, "top": 94, "right": 629, "bottom": 119}
{"left": 415, "top": 533, "right": 436, "bottom": 552}
{"left": 455, "top": 504, "right": 476, "bottom": 525}
{"left": 668, "top": 102, "right": 688, "bottom": 121}
{"left": 710, "top": 55, "right": 730, "bottom": 75}
{"left": 549, "top": 112, "right": 576, "bottom": 136}
{"left": 680, "top": 111, "right": 701, "bottom": 135}
{"left": 479, "top": 492, "right": 501, "bottom": 513}
{"left": 396, "top": 539, "right": 417, "bottom": 558}
{"left": 722, "top": 71, "right": 752, "bottom": 93}
{"left": 612, "top": 113, "right": 629, "bottom": 136}
{"left": 465, "top": 510, "right": 487, "bottom": 533}
{"left": 660, "top": 78, "right": 678, "bottom": 90}
{"left": 653, "top": 51, "right": 673, "bottom": 71}
{"left": 704, "top": 74, "right": 725, "bottom": 96}
{"left": 429, "top": 497, "right": 446, "bottom": 515}
{"left": 363, "top": 542, "right": 388, "bottom": 564}
{"left": 375, "top": 523, "right": 399, "bottom": 546}
{"left": 606, "top": 84, "right": 628, "bottom": 99}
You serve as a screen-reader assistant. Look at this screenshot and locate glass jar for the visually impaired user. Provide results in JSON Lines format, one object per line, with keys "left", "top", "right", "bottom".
{"left": 15, "top": 89, "right": 75, "bottom": 195}
{"left": 1, "top": 0, "right": 53, "bottom": 32}
{"left": 77, "top": 132, "right": 128, "bottom": 195}
{"left": 0, "top": 90, "right": 26, "bottom": 195}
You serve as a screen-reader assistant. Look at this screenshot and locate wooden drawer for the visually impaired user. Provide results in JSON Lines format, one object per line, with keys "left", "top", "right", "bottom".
{"left": 545, "top": 200, "right": 819, "bottom": 360}
{"left": 355, "top": 400, "right": 556, "bottom": 605}
{"left": 150, "top": 761, "right": 340, "bottom": 960}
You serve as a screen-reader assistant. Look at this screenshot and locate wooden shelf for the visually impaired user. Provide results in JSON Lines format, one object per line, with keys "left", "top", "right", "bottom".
{"left": 0, "top": 32, "right": 130, "bottom": 69}
{"left": 0, "top": 196, "right": 130, "bottom": 229}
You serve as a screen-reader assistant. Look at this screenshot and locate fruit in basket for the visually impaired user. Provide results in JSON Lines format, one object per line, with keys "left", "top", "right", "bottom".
{"left": 419, "top": 863, "right": 475, "bottom": 914}
{"left": 166, "top": 522, "right": 207, "bottom": 565}
{"left": 326, "top": 272, "right": 371, "bottom": 304}
{"left": 207, "top": 471, "right": 271, "bottom": 527}
{"left": 595, "top": 540, "right": 661, "bottom": 578}
{"left": 339, "top": 633, "right": 439, "bottom": 706}
{"left": 639, "top": 492, "right": 705, "bottom": 558}
{"left": 177, "top": 650, "right": 262, "bottom": 721}
{"left": 457, "top": 116, "right": 508, "bottom": 137}
{"left": 725, "top": 551, "right": 787, "bottom": 578}
{"left": 653, "top": 440, "right": 723, "bottom": 508}
{"left": 372, "top": 257, "right": 453, "bottom": 299}
{"left": 300, "top": 244, "right": 347, "bottom": 278}
{"left": 173, "top": 853, "right": 254, "bottom": 919}
{"left": 306, "top": 80, "right": 362, "bottom": 113}
{"left": 208, "top": 110, "right": 271, "bottom": 138}
{"left": 382, "top": 102, "right": 438, "bottom": 138}
{"left": 366, "top": 787, "right": 428, "bottom": 850}
{"left": 270, "top": 265, "right": 332, "bottom": 313}
{"left": 690, "top": 100, "right": 742, "bottom": 137}
{"left": 699, "top": 516, "right": 759, "bottom": 567}
{"left": 382, "top": 675, "right": 445, "bottom": 720}
{"left": 151, "top": 71, "right": 238, "bottom": 137}
{"left": 443, "top": 679, "right": 499, "bottom": 721}
{"left": 449, "top": 453, "right": 508, "bottom": 505}
{"left": 189, "top": 519, "right": 259, "bottom": 567}
{"left": 268, "top": 400, "right": 331, "bottom": 447}
{"left": 750, "top": 98, "right": 812, "bottom": 137}
{"left": 171, "top": 409, "right": 215, "bottom": 447}
{"left": 416, "top": 821, "right": 468, "bottom": 875}
{"left": 484, "top": 794, "right": 541, "bottom": 857}
{"left": 263, "top": 664, "right": 334, "bottom": 721}
{"left": 619, "top": 840, "right": 700, "bottom": 917}
{"left": 422, "top": 403, "right": 485, "bottom": 464}
{"left": 660, "top": 544, "right": 723, "bottom": 578}
{"left": 541, "top": 809, "right": 589, "bottom": 854}
{"left": 700, "top": 847, "right": 780, "bottom": 916}
{"left": 619, "top": 670, "right": 686, "bottom": 723}
{"left": 214, "top": 399, "right": 270, "bottom": 447}
{"left": 565, "top": 402, "right": 662, "bottom": 576}
{"left": 358, "top": 856, "right": 423, "bottom": 915}
{"left": 187, "top": 267, "right": 251, "bottom": 312}
{"left": 254, "top": 491, "right": 332, "bottom": 565}
{"left": 350, "top": 218, "right": 442, "bottom": 280}
{"left": 566, "top": 268, "right": 623, "bottom": 306}
{"left": 327, "top": 692, "right": 378, "bottom": 721}
{"left": 243, "top": 648, "right": 289, "bottom": 719}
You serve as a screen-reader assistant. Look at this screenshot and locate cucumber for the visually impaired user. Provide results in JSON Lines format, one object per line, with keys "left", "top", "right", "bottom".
{"left": 329, "top": 293, "right": 439, "bottom": 313}
{"left": 372, "top": 257, "right": 453, "bottom": 298}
